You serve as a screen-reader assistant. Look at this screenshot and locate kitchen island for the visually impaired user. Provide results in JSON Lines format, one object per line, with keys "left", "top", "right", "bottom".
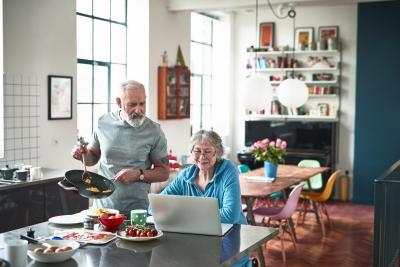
{"left": 0, "top": 168, "right": 89, "bottom": 233}
{"left": 0, "top": 221, "right": 278, "bottom": 266}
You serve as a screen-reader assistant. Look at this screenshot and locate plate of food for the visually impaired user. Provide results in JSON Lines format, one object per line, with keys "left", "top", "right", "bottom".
{"left": 53, "top": 229, "right": 116, "bottom": 245}
{"left": 117, "top": 225, "right": 163, "bottom": 242}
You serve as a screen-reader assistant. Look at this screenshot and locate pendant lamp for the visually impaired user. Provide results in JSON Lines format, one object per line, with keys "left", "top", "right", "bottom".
{"left": 267, "top": 1, "right": 309, "bottom": 111}
{"left": 242, "top": 0, "right": 273, "bottom": 113}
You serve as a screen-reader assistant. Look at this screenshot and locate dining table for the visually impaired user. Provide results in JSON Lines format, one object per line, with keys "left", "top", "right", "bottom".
{"left": 240, "top": 164, "right": 329, "bottom": 233}
{"left": 0, "top": 221, "right": 278, "bottom": 267}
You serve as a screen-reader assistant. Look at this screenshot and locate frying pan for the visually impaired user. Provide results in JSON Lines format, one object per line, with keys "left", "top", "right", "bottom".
{"left": 58, "top": 170, "right": 115, "bottom": 199}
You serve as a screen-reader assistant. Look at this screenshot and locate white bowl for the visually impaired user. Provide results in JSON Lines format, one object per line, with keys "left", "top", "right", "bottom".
{"left": 27, "top": 240, "right": 79, "bottom": 263}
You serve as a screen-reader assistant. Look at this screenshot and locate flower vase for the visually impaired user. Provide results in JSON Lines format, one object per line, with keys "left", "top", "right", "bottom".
{"left": 264, "top": 161, "right": 277, "bottom": 178}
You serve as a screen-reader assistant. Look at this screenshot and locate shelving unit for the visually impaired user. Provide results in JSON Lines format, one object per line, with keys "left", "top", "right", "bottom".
{"left": 246, "top": 47, "right": 342, "bottom": 120}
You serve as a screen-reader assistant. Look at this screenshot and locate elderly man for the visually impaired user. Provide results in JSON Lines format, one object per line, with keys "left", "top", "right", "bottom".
{"left": 72, "top": 80, "right": 169, "bottom": 216}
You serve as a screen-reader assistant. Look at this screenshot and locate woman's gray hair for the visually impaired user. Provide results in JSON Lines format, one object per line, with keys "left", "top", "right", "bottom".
{"left": 190, "top": 129, "right": 225, "bottom": 159}
{"left": 120, "top": 80, "right": 145, "bottom": 97}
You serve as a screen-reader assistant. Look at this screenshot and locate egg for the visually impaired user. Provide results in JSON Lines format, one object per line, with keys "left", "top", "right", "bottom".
{"left": 43, "top": 248, "right": 55, "bottom": 254}
{"left": 33, "top": 248, "right": 45, "bottom": 253}
{"left": 55, "top": 248, "right": 65, "bottom": 253}
{"left": 61, "top": 245, "right": 72, "bottom": 251}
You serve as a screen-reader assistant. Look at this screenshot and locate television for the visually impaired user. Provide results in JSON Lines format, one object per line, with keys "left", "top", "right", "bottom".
{"left": 244, "top": 120, "right": 335, "bottom": 152}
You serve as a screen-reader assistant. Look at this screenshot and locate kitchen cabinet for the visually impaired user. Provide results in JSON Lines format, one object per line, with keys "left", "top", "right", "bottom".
{"left": 0, "top": 173, "right": 88, "bottom": 232}
{"left": 246, "top": 49, "right": 341, "bottom": 122}
{"left": 158, "top": 66, "right": 190, "bottom": 120}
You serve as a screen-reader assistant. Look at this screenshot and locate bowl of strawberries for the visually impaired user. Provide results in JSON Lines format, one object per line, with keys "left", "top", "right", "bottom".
{"left": 98, "top": 213, "right": 125, "bottom": 231}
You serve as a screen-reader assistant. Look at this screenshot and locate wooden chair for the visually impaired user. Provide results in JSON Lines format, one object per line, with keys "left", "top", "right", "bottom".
{"left": 298, "top": 170, "right": 340, "bottom": 236}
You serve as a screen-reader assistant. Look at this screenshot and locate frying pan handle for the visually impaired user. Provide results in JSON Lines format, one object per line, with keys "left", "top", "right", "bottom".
{"left": 57, "top": 181, "right": 78, "bottom": 191}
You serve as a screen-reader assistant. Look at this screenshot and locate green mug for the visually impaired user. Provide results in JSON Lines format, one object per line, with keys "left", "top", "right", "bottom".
{"left": 130, "top": 209, "right": 147, "bottom": 225}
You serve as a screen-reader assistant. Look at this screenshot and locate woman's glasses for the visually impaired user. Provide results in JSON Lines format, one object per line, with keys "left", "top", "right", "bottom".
{"left": 191, "top": 149, "right": 216, "bottom": 159}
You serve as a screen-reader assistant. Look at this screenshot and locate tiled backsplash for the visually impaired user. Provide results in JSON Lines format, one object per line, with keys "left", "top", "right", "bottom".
{"left": 0, "top": 74, "right": 40, "bottom": 168}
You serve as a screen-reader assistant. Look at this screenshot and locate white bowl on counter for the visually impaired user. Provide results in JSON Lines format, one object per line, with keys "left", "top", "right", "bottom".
{"left": 27, "top": 240, "right": 79, "bottom": 263}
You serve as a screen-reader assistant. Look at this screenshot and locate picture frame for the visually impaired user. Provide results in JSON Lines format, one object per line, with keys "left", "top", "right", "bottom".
{"left": 48, "top": 75, "right": 72, "bottom": 120}
{"left": 259, "top": 22, "right": 275, "bottom": 48}
{"left": 295, "top": 27, "right": 314, "bottom": 49}
{"left": 318, "top": 26, "right": 339, "bottom": 41}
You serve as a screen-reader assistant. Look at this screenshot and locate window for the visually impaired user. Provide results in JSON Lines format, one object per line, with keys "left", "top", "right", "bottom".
{"left": 76, "top": 0, "right": 127, "bottom": 140}
{"left": 190, "top": 13, "right": 213, "bottom": 133}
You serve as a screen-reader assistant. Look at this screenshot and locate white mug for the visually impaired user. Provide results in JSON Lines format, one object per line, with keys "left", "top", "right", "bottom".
{"left": 30, "top": 167, "right": 43, "bottom": 180}
{"left": 4, "top": 239, "right": 28, "bottom": 267}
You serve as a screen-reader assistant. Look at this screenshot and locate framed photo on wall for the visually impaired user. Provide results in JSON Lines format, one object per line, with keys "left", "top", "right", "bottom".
{"left": 48, "top": 75, "right": 72, "bottom": 120}
{"left": 318, "top": 26, "right": 339, "bottom": 41}
{"left": 295, "top": 27, "right": 314, "bottom": 49}
{"left": 259, "top": 22, "right": 275, "bottom": 48}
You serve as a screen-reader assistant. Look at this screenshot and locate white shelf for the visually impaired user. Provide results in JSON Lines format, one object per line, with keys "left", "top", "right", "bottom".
{"left": 248, "top": 49, "right": 340, "bottom": 56}
{"left": 245, "top": 114, "right": 339, "bottom": 122}
{"left": 308, "top": 94, "right": 338, "bottom": 98}
{"left": 270, "top": 80, "right": 338, "bottom": 86}
{"left": 253, "top": 67, "right": 338, "bottom": 72}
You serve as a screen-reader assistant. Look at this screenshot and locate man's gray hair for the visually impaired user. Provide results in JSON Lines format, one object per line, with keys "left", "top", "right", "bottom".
{"left": 120, "top": 80, "right": 145, "bottom": 97}
{"left": 190, "top": 129, "right": 225, "bottom": 159}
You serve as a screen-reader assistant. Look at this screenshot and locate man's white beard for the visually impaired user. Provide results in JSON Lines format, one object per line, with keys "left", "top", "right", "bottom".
{"left": 121, "top": 109, "right": 145, "bottom": 127}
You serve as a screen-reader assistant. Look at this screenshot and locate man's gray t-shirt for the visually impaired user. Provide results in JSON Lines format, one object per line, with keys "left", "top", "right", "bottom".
{"left": 90, "top": 111, "right": 168, "bottom": 215}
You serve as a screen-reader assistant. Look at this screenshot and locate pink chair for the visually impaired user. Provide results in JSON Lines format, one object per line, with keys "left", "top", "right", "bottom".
{"left": 252, "top": 183, "right": 304, "bottom": 262}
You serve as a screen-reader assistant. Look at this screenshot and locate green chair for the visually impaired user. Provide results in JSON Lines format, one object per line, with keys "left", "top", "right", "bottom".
{"left": 237, "top": 164, "right": 250, "bottom": 174}
{"left": 298, "top": 159, "right": 323, "bottom": 190}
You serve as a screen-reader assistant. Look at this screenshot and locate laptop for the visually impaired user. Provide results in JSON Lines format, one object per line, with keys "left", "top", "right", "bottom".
{"left": 148, "top": 194, "right": 233, "bottom": 236}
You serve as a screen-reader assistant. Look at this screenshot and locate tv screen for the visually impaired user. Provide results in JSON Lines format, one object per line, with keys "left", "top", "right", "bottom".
{"left": 244, "top": 120, "right": 333, "bottom": 151}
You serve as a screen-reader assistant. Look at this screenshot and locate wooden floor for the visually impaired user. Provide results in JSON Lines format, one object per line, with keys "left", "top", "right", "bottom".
{"left": 252, "top": 201, "right": 374, "bottom": 267}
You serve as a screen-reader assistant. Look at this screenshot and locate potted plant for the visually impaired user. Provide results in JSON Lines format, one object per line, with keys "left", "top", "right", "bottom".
{"left": 251, "top": 138, "right": 287, "bottom": 178}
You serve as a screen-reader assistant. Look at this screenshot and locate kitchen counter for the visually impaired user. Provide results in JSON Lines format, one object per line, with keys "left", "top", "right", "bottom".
{"left": 0, "top": 168, "right": 66, "bottom": 191}
{"left": 0, "top": 168, "right": 88, "bottom": 233}
{"left": 0, "top": 221, "right": 278, "bottom": 267}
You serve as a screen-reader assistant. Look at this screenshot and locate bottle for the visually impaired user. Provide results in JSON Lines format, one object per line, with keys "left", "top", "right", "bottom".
{"left": 339, "top": 170, "right": 350, "bottom": 202}
{"left": 84, "top": 216, "right": 95, "bottom": 230}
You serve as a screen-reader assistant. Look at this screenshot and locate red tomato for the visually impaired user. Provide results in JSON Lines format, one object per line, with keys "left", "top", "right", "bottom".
{"left": 147, "top": 231, "right": 155, "bottom": 237}
{"left": 128, "top": 229, "right": 135, "bottom": 236}
{"left": 125, "top": 228, "right": 130, "bottom": 234}
{"left": 139, "top": 232, "right": 147, "bottom": 238}
{"left": 151, "top": 229, "right": 158, "bottom": 236}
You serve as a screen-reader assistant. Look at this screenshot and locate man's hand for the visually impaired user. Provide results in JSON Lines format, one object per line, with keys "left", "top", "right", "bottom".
{"left": 113, "top": 169, "right": 140, "bottom": 184}
{"left": 71, "top": 144, "right": 88, "bottom": 161}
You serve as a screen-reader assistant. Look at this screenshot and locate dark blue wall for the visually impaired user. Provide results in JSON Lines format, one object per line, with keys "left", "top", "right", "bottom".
{"left": 353, "top": 1, "right": 400, "bottom": 204}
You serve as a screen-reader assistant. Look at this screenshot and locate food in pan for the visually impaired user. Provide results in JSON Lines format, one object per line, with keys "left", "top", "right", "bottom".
{"left": 102, "top": 189, "right": 112, "bottom": 193}
{"left": 86, "top": 186, "right": 100, "bottom": 192}
{"left": 83, "top": 177, "right": 92, "bottom": 184}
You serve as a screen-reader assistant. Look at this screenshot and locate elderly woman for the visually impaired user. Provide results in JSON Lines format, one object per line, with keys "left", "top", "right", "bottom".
{"left": 160, "top": 129, "right": 247, "bottom": 225}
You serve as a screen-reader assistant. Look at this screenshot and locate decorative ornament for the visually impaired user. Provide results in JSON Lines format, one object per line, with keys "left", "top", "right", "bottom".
{"left": 162, "top": 51, "right": 169, "bottom": 67}
{"left": 175, "top": 45, "right": 186, "bottom": 67}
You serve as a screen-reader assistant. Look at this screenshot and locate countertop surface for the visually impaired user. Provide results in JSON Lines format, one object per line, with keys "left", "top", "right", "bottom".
{"left": 0, "top": 168, "right": 67, "bottom": 191}
{"left": 0, "top": 221, "right": 278, "bottom": 267}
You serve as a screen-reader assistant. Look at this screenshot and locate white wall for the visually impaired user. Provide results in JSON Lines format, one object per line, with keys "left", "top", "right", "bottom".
{"left": 0, "top": 0, "right": 3, "bottom": 159}
{"left": 148, "top": 0, "right": 192, "bottom": 159}
{"left": 3, "top": 0, "right": 79, "bottom": 169}
{"left": 232, "top": 5, "right": 357, "bottom": 185}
